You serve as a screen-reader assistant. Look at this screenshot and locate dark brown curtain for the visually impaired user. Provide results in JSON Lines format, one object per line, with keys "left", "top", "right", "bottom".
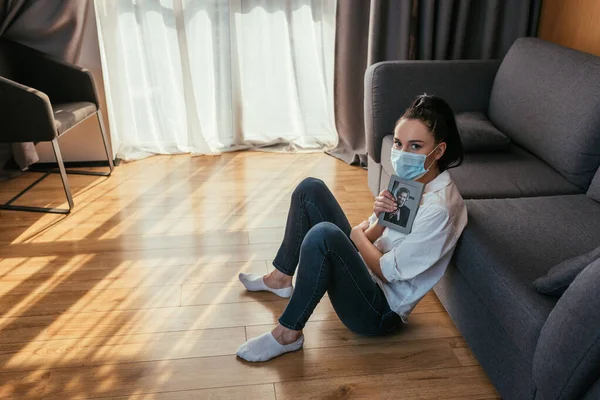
{"left": 328, "top": 0, "right": 543, "bottom": 167}
{"left": 0, "top": 0, "right": 89, "bottom": 177}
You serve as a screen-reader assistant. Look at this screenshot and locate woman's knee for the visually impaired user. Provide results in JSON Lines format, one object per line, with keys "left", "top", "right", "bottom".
{"left": 302, "top": 222, "right": 346, "bottom": 251}
{"left": 297, "top": 222, "right": 344, "bottom": 275}
{"left": 292, "top": 177, "right": 327, "bottom": 201}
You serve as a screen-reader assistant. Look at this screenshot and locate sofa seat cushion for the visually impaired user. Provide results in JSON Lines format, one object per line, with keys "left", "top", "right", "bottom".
{"left": 456, "top": 112, "right": 510, "bottom": 152}
{"left": 448, "top": 145, "right": 582, "bottom": 199}
{"left": 454, "top": 195, "right": 600, "bottom": 359}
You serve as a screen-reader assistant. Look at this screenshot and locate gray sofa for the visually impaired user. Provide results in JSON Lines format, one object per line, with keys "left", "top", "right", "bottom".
{"left": 365, "top": 38, "right": 600, "bottom": 399}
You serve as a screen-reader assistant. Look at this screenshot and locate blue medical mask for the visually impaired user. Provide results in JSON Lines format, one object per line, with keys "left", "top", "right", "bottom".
{"left": 390, "top": 144, "right": 441, "bottom": 180}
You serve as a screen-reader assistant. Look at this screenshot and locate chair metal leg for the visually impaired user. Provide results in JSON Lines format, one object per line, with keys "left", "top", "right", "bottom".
{"left": 1, "top": 111, "right": 114, "bottom": 214}
{"left": 0, "top": 139, "right": 73, "bottom": 214}
{"left": 53, "top": 139, "right": 74, "bottom": 211}
{"left": 98, "top": 109, "right": 115, "bottom": 175}
{"left": 29, "top": 111, "right": 114, "bottom": 177}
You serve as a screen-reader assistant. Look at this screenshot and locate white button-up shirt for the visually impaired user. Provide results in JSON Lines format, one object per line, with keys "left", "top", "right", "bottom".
{"left": 366, "top": 171, "right": 468, "bottom": 322}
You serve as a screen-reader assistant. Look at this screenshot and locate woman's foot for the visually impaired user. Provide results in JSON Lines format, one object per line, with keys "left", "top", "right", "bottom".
{"left": 238, "top": 269, "right": 294, "bottom": 298}
{"left": 236, "top": 324, "right": 304, "bottom": 362}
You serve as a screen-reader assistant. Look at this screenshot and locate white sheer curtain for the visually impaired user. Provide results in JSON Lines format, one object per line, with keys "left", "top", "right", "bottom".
{"left": 94, "top": 0, "right": 337, "bottom": 161}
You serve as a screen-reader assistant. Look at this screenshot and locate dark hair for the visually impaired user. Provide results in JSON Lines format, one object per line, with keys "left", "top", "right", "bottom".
{"left": 398, "top": 94, "right": 464, "bottom": 171}
{"left": 396, "top": 187, "right": 410, "bottom": 197}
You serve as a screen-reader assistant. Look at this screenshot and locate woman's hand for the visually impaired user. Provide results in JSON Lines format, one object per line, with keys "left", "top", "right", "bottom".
{"left": 350, "top": 220, "right": 370, "bottom": 244}
{"left": 356, "top": 220, "right": 370, "bottom": 232}
{"left": 374, "top": 190, "right": 397, "bottom": 217}
{"left": 350, "top": 220, "right": 387, "bottom": 282}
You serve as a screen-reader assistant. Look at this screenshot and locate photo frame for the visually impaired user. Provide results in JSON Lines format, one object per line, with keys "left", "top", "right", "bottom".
{"left": 377, "top": 175, "right": 425, "bottom": 234}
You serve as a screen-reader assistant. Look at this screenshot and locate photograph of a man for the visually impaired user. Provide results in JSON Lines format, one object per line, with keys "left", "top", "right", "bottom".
{"left": 384, "top": 187, "right": 411, "bottom": 227}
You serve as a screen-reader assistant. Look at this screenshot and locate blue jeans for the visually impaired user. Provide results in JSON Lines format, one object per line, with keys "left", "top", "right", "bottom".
{"left": 273, "top": 178, "right": 401, "bottom": 335}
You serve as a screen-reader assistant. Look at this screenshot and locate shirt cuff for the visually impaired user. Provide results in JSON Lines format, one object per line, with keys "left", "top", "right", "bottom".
{"left": 379, "top": 250, "right": 401, "bottom": 283}
{"left": 368, "top": 212, "right": 378, "bottom": 227}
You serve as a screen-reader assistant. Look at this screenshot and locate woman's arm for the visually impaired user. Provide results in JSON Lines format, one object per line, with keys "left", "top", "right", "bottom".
{"left": 351, "top": 223, "right": 388, "bottom": 283}
{"left": 365, "top": 220, "right": 385, "bottom": 243}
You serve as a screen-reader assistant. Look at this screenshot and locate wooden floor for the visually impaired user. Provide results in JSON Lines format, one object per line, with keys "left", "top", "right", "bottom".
{"left": 0, "top": 152, "right": 498, "bottom": 399}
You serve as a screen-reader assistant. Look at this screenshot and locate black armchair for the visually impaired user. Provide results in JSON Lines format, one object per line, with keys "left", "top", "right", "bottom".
{"left": 0, "top": 38, "right": 113, "bottom": 214}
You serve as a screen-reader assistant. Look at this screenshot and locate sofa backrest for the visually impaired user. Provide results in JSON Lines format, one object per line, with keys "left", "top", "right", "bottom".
{"left": 588, "top": 168, "right": 600, "bottom": 203}
{"left": 488, "top": 38, "right": 600, "bottom": 190}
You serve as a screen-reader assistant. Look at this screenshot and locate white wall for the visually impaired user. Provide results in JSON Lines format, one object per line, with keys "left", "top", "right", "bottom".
{"left": 36, "top": 4, "right": 113, "bottom": 163}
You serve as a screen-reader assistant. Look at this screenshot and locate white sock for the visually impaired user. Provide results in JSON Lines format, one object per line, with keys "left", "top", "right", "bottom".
{"left": 238, "top": 273, "right": 293, "bottom": 298}
{"left": 236, "top": 332, "right": 304, "bottom": 362}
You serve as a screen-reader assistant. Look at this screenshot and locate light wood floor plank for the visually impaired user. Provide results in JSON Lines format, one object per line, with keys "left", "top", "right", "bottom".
{"left": 104, "top": 384, "right": 277, "bottom": 400}
{"left": 0, "top": 285, "right": 182, "bottom": 318}
{"left": 0, "top": 327, "right": 246, "bottom": 371}
{"left": 1, "top": 339, "right": 460, "bottom": 399}
{"left": 42, "top": 300, "right": 337, "bottom": 341}
{"left": 0, "top": 314, "right": 51, "bottom": 344}
{"left": 274, "top": 366, "right": 498, "bottom": 400}
{"left": 181, "top": 282, "right": 276, "bottom": 306}
{"left": 453, "top": 347, "right": 480, "bottom": 367}
{"left": 0, "top": 243, "right": 282, "bottom": 269}
{"left": 0, "top": 230, "right": 250, "bottom": 249}
{"left": 0, "top": 261, "right": 268, "bottom": 295}
{"left": 410, "top": 291, "right": 446, "bottom": 313}
{"left": 248, "top": 228, "right": 286, "bottom": 244}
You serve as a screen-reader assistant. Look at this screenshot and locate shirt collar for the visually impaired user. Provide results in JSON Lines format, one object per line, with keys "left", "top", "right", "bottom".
{"left": 424, "top": 170, "right": 452, "bottom": 194}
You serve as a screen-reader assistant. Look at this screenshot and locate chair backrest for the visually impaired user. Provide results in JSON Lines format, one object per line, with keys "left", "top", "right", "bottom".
{"left": 488, "top": 38, "right": 600, "bottom": 190}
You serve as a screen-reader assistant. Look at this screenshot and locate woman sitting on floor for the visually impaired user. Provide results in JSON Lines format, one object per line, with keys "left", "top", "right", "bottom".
{"left": 237, "top": 94, "right": 467, "bottom": 362}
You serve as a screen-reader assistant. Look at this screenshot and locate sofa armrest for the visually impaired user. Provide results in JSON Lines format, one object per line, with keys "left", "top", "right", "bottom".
{"left": 1, "top": 39, "right": 99, "bottom": 107}
{"left": 533, "top": 259, "right": 600, "bottom": 400}
{"left": 364, "top": 59, "right": 501, "bottom": 163}
{"left": 0, "top": 76, "right": 57, "bottom": 143}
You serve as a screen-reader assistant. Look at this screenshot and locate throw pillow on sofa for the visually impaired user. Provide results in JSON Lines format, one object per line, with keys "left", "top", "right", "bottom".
{"left": 534, "top": 245, "right": 600, "bottom": 297}
{"left": 455, "top": 112, "right": 511, "bottom": 152}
